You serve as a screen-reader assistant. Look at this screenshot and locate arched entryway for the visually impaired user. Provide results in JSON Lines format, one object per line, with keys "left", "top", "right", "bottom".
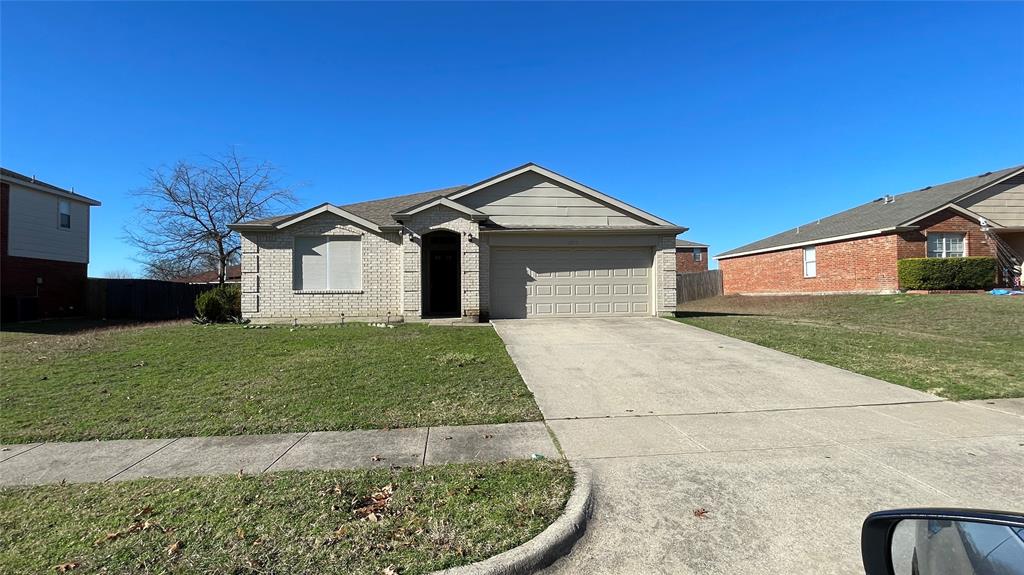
{"left": 421, "top": 230, "right": 461, "bottom": 317}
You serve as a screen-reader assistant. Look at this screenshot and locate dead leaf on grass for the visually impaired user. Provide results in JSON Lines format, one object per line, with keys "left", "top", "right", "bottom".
{"left": 371, "top": 455, "right": 384, "bottom": 462}
{"left": 133, "top": 506, "right": 154, "bottom": 519}
{"left": 166, "top": 540, "right": 184, "bottom": 556}
{"left": 383, "top": 565, "right": 400, "bottom": 575}
{"left": 55, "top": 562, "right": 80, "bottom": 572}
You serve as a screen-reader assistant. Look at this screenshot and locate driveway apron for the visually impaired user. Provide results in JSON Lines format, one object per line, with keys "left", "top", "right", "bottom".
{"left": 493, "top": 318, "right": 1024, "bottom": 575}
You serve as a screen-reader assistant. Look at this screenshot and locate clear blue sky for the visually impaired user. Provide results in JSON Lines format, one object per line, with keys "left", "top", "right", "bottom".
{"left": 2, "top": 1, "right": 1022, "bottom": 275}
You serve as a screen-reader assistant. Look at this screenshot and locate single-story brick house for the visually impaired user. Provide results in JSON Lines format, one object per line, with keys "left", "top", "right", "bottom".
{"left": 675, "top": 239, "right": 709, "bottom": 273}
{"left": 229, "top": 163, "right": 686, "bottom": 322}
{"left": 717, "top": 165, "right": 1024, "bottom": 295}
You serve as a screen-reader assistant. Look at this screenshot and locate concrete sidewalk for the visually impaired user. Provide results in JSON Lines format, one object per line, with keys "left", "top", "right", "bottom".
{"left": 0, "top": 421, "right": 559, "bottom": 487}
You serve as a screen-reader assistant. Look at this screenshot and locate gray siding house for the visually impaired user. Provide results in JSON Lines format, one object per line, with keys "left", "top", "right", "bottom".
{"left": 229, "top": 163, "right": 685, "bottom": 322}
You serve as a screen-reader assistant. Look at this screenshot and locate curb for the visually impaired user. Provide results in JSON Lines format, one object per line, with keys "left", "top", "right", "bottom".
{"left": 429, "top": 462, "right": 594, "bottom": 575}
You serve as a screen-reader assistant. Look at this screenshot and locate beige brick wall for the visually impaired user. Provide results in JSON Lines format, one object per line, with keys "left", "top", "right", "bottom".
{"left": 400, "top": 205, "right": 481, "bottom": 318}
{"left": 239, "top": 213, "right": 402, "bottom": 321}
{"left": 655, "top": 235, "right": 677, "bottom": 314}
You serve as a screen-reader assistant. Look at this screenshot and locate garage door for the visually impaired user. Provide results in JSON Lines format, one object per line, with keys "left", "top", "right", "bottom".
{"left": 490, "top": 247, "right": 653, "bottom": 318}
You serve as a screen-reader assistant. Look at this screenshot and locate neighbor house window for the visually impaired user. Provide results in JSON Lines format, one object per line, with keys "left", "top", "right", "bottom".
{"left": 58, "top": 200, "right": 71, "bottom": 229}
{"left": 803, "top": 246, "right": 817, "bottom": 278}
{"left": 293, "top": 236, "right": 362, "bottom": 291}
{"left": 693, "top": 250, "right": 703, "bottom": 262}
{"left": 927, "top": 232, "right": 965, "bottom": 258}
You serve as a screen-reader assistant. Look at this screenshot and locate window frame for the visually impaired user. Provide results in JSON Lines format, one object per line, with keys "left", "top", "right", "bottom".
{"left": 803, "top": 246, "right": 817, "bottom": 278}
{"left": 926, "top": 232, "right": 967, "bottom": 259}
{"left": 693, "top": 249, "right": 702, "bottom": 262}
{"left": 58, "top": 200, "right": 71, "bottom": 230}
{"left": 292, "top": 235, "right": 363, "bottom": 293}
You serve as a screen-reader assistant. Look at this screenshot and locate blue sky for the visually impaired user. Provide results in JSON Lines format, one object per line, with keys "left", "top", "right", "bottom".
{"left": 2, "top": 1, "right": 1022, "bottom": 275}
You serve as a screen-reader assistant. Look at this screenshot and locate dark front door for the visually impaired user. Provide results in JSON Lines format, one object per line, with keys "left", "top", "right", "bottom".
{"left": 423, "top": 232, "right": 460, "bottom": 317}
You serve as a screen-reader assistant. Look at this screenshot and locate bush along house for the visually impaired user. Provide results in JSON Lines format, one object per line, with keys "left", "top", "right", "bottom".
{"left": 716, "top": 165, "right": 1024, "bottom": 294}
{"left": 1, "top": 168, "right": 101, "bottom": 321}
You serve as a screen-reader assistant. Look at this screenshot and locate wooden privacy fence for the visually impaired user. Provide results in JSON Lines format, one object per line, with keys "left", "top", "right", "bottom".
{"left": 676, "top": 270, "right": 723, "bottom": 303}
{"left": 87, "top": 279, "right": 213, "bottom": 321}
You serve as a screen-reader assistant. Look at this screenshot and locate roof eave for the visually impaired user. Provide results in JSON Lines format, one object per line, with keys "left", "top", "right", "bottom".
{"left": 715, "top": 226, "right": 916, "bottom": 260}
{"left": 0, "top": 174, "right": 102, "bottom": 206}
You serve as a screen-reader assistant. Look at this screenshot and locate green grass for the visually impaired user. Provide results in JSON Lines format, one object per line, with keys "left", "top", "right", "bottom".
{"left": 0, "top": 460, "right": 573, "bottom": 575}
{"left": 0, "top": 322, "right": 542, "bottom": 444}
{"left": 674, "top": 294, "right": 1024, "bottom": 400}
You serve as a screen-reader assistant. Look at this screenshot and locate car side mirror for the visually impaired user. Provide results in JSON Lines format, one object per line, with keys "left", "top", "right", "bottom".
{"left": 862, "top": 508, "right": 1024, "bottom": 575}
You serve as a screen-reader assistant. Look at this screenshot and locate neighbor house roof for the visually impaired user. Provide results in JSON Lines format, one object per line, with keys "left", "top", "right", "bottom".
{"left": 717, "top": 165, "right": 1024, "bottom": 259}
{"left": 1, "top": 167, "right": 102, "bottom": 206}
{"left": 177, "top": 264, "right": 242, "bottom": 284}
{"left": 675, "top": 239, "right": 708, "bottom": 248}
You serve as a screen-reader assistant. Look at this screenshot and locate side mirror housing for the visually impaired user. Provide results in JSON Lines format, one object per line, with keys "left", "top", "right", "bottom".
{"left": 862, "top": 508, "right": 1024, "bottom": 575}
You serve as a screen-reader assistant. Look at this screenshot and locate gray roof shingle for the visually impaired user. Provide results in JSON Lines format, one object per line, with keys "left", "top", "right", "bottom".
{"left": 234, "top": 185, "right": 468, "bottom": 228}
{"left": 675, "top": 239, "right": 708, "bottom": 248}
{"left": 718, "top": 165, "right": 1023, "bottom": 258}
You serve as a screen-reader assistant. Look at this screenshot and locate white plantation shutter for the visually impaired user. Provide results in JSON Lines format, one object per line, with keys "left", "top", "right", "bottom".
{"left": 803, "top": 246, "right": 817, "bottom": 278}
{"left": 294, "top": 237, "right": 329, "bottom": 290}
{"left": 293, "top": 236, "right": 361, "bottom": 291}
{"left": 328, "top": 237, "right": 361, "bottom": 290}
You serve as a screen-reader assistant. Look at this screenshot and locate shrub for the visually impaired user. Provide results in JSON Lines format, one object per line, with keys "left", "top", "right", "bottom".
{"left": 195, "top": 284, "right": 242, "bottom": 323}
{"left": 897, "top": 257, "right": 997, "bottom": 290}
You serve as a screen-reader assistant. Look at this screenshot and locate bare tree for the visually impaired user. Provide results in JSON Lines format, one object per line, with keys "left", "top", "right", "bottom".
{"left": 127, "top": 148, "right": 297, "bottom": 284}
{"left": 103, "top": 268, "right": 136, "bottom": 279}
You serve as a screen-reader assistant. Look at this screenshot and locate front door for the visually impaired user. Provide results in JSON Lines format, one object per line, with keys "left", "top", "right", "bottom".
{"left": 423, "top": 232, "right": 461, "bottom": 317}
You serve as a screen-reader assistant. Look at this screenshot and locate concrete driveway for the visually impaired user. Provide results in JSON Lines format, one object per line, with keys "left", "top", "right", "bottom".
{"left": 492, "top": 318, "right": 1024, "bottom": 575}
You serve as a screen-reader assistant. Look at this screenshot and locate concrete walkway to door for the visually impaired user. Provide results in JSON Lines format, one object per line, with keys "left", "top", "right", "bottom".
{"left": 493, "top": 318, "right": 1024, "bottom": 575}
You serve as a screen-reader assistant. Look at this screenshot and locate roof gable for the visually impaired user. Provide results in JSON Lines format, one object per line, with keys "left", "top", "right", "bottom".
{"left": 449, "top": 164, "right": 675, "bottom": 227}
{"left": 392, "top": 196, "right": 488, "bottom": 220}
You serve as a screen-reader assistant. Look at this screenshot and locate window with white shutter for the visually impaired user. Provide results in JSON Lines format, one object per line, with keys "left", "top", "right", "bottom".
{"left": 293, "top": 236, "right": 362, "bottom": 291}
{"left": 803, "top": 246, "right": 817, "bottom": 278}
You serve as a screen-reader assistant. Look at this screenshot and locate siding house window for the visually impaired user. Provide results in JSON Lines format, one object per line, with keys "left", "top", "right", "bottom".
{"left": 693, "top": 250, "right": 702, "bottom": 262}
{"left": 59, "top": 200, "right": 71, "bottom": 229}
{"left": 927, "top": 233, "right": 965, "bottom": 258}
{"left": 803, "top": 246, "right": 817, "bottom": 278}
{"left": 293, "top": 236, "right": 362, "bottom": 291}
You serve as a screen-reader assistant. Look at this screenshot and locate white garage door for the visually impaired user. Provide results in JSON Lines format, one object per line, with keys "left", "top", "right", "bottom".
{"left": 490, "top": 247, "right": 653, "bottom": 319}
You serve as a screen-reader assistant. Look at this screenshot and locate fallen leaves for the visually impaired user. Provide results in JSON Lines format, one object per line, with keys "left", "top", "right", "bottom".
{"left": 693, "top": 507, "right": 710, "bottom": 519}
{"left": 353, "top": 484, "right": 394, "bottom": 522}
{"left": 166, "top": 540, "right": 184, "bottom": 556}
{"left": 54, "top": 562, "right": 80, "bottom": 572}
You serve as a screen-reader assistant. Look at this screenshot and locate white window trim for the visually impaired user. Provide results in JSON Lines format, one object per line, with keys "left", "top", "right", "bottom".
{"left": 926, "top": 232, "right": 967, "bottom": 258}
{"left": 803, "top": 246, "right": 817, "bottom": 278}
{"left": 292, "top": 235, "right": 363, "bottom": 293}
{"left": 693, "top": 250, "right": 702, "bottom": 262}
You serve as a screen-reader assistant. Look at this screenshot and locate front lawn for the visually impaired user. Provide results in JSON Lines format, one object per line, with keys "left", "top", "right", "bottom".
{"left": 0, "top": 460, "right": 573, "bottom": 575}
{"left": 675, "top": 294, "right": 1023, "bottom": 400}
{"left": 0, "top": 322, "right": 541, "bottom": 444}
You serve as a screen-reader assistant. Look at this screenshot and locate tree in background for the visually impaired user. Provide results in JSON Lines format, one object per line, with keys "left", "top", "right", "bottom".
{"left": 102, "top": 268, "right": 135, "bottom": 279}
{"left": 127, "top": 148, "right": 296, "bottom": 284}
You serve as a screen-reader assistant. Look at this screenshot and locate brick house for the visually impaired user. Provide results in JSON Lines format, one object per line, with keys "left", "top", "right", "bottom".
{"left": 229, "top": 163, "right": 683, "bottom": 322}
{"left": 675, "top": 239, "right": 709, "bottom": 273}
{"left": 1, "top": 168, "right": 101, "bottom": 321}
{"left": 717, "top": 165, "right": 1024, "bottom": 295}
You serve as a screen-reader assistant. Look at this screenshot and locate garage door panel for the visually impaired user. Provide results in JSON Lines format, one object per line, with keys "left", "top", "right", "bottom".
{"left": 490, "top": 246, "right": 653, "bottom": 319}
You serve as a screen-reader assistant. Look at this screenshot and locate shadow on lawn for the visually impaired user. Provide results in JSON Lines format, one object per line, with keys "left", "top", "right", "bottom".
{"left": 672, "top": 310, "right": 764, "bottom": 319}
{"left": 0, "top": 319, "right": 178, "bottom": 336}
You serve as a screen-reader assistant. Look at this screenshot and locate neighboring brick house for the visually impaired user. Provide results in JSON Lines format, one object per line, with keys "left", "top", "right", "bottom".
{"left": 229, "top": 163, "right": 684, "bottom": 322}
{"left": 717, "top": 165, "right": 1024, "bottom": 294}
{"left": 1, "top": 168, "right": 101, "bottom": 321}
{"left": 675, "top": 239, "right": 709, "bottom": 273}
